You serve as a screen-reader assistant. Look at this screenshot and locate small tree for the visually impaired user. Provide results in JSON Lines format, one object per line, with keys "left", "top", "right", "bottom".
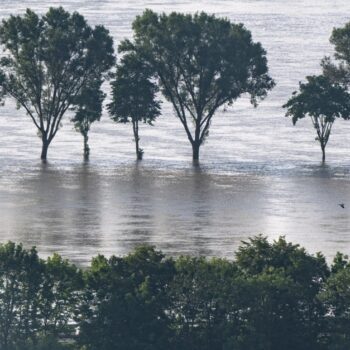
{"left": 71, "top": 78, "right": 105, "bottom": 161}
{"left": 283, "top": 75, "right": 350, "bottom": 162}
{"left": 108, "top": 53, "right": 161, "bottom": 160}
{"left": 121, "top": 10, "right": 274, "bottom": 161}
{"left": 0, "top": 7, "right": 115, "bottom": 161}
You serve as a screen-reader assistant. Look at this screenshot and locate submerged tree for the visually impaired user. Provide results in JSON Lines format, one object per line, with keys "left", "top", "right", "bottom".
{"left": 0, "top": 7, "right": 115, "bottom": 161}
{"left": 108, "top": 53, "right": 161, "bottom": 160}
{"left": 120, "top": 10, "right": 274, "bottom": 161}
{"left": 71, "top": 78, "right": 105, "bottom": 161}
{"left": 283, "top": 75, "right": 350, "bottom": 162}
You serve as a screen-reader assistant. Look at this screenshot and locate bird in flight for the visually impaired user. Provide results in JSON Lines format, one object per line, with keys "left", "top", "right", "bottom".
{"left": 339, "top": 203, "right": 345, "bottom": 209}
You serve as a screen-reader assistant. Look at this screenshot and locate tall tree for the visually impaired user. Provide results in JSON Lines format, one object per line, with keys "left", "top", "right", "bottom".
{"left": 71, "top": 78, "right": 105, "bottom": 161}
{"left": 108, "top": 53, "right": 161, "bottom": 160}
{"left": 120, "top": 10, "right": 274, "bottom": 161}
{"left": 0, "top": 7, "right": 115, "bottom": 161}
{"left": 283, "top": 75, "right": 350, "bottom": 162}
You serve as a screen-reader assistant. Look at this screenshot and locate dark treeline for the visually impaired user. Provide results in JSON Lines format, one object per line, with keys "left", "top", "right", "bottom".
{"left": 1, "top": 236, "right": 350, "bottom": 350}
{"left": 1, "top": 7, "right": 350, "bottom": 164}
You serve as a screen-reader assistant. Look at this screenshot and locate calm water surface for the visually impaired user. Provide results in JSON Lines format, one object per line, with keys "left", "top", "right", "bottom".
{"left": 1, "top": 0, "right": 350, "bottom": 264}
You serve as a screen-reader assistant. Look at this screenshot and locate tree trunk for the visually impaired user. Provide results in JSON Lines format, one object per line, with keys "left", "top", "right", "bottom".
{"left": 41, "top": 140, "right": 49, "bottom": 162}
{"left": 135, "top": 132, "right": 140, "bottom": 160}
{"left": 321, "top": 145, "right": 326, "bottom": 163}
{"left": 133, "top": 120, "right": 142, "bottom": 160}
{"left": 192, "top": 142, "right": 200, "bottom": 162}
{"left": 84, "top": 133, "right": 90, "bottom": 161}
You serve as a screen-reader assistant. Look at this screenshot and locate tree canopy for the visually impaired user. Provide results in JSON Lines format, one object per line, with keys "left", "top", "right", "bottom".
{"left": 0, "top": 7, "right": 115, "bottom": 160}
{"left": 120, "top": 10, "right": 275, "bottom": 161}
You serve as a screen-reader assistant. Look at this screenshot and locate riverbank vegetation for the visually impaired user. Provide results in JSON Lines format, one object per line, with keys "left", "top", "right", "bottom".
{"left": 1, "top": 236, "right": 350, "bottom": 350}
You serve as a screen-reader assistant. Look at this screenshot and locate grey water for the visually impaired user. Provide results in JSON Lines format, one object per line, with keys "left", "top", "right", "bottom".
{"left": 0, "top": 0, "right": 350, "bottom": 264}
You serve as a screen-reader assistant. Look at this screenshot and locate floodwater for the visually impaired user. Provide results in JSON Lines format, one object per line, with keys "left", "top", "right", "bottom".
{"left": 1, "top": 0, "right": 350, "bottom": 264}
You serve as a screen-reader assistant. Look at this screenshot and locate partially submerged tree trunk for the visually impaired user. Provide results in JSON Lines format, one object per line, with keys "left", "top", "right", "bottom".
{"left": 321, "top": 144, "right": 326, "bottom": 163}
{"left": 83, "top": 133, "right": 90, "bottom": 161}
{"left": 192, "top": 141, "right": 200, "bottom": 162}
{"left": 311, "top": 115, "right": 333, "bottom": 164}
{"left": 41, "top": 138, "right": 50, "bottom": 162}
{"left": 132, "top": 120, "right": 143, "bottom": 160}
{"left": 192, "top": 123, "right": 202, "bottom": 162}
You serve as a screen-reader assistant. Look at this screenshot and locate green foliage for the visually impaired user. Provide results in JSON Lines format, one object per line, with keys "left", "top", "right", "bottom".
{"left": 25, "top": 335, "right": 75, "bottom": 350}
{"left": 77, "top": 245, "right": 175, "bottom": 350}
{"left": 283, "top": 75, "right": 350, "bottom": 161}
{"left": 0, "top": 242, "right": 82, "bottom": 350}
{"left": 169, "top": 256, "right": 240, "bottom": 350}
{"left": 283, "top": 76, "right": 350, "bottom": 125}
{"left": 322, "top": 22, "right": 350, "bottom": 87}
{"left": 233, "top": 271, "right": 299, "bottom": 350}
{"left": 235, "top": 235, "right": 329, "bottom": 279}
{"left": 0, "top": 7, "right": 115, "bottom": 160}
{"left": 108, "top": 52, "right": 161, "bottom": 160}
{"left": 319, "top": 254, "right": 350, "bottom": 349}
{"left": 121, "top": 10, "right": 274, "bottom": 160}
{"left": 0, "top": 242, "right": 43, "bottom": 349}
{"left": 108, "top": 53, "right": 160, "bottom": 125}
{"left": 235, "top": 236, "right": 329, "bottom": 350}
{"left": 40, "top": 254, "right": 83, "bottom": 338}
{"left": 330, "top": 252, "right": 350, "bottom": 274}
{"left": 2, "top": 237, "right": 350, "bottom": 349}
{"left": 330, "top": 22, "right": 350, "bottom": 62}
